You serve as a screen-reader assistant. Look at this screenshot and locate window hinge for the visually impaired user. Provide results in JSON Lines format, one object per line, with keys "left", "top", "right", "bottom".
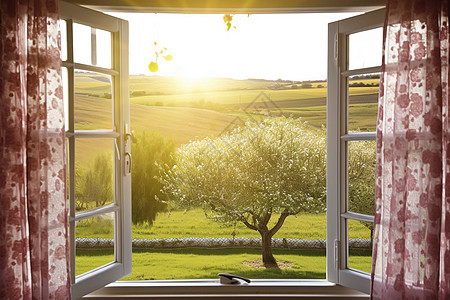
{"left": 334, "top": 33, "right": 338, "bottom": 61}
{"left": 334, "top": 239, "right": 340, "bottom": 270}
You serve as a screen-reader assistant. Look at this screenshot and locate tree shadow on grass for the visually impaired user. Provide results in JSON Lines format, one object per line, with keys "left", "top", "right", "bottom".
{"left": 349, "top": 249, "right": 371, "bottom": 257}
{"left": 76, "top": 248, "right": 114, "bottom": 256}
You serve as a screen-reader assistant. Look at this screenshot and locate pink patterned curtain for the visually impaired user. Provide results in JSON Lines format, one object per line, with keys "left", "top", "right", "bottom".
{"left": 371, "top": 0, "right": 449, "bottom": 299}
{"left": 0, "top": 1, "right": 70, "bottom": 299}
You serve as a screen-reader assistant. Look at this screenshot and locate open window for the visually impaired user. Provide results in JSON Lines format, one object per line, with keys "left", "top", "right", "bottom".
{"left": 327, "top": 8, "right": 384, "bottom": 294}
{"left": 56, "top": 0, "right": 385, "bottom": 297}
{"left": 59, "top": 2, "right": 131, "bottom": 298}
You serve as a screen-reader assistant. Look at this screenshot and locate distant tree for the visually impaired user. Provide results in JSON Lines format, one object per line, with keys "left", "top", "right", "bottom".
{"left": 159, "top": 118, "right": 327, "bottom": 267}
{"left": 131, "top": 90, "right": 147, "bottom": 97}
{"left": 348, "top": 141, "right": 376, "bottom": 241}
{"left": 301, "top": 82, "right": 313, "bottom": 89}
{"left": 132, "top": 130, "right": 176, "bottom": 225}
{"left": 75, "top": 154, "right": 113, "bottom": 211}
{"left": 317, "top": 84, "right": 324, "bottom": 88}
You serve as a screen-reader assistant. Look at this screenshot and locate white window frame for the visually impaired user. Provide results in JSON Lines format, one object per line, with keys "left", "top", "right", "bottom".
{"left": 56, "top": 2, "right": 386, "bottom": 298}
{"left": 327, "top": 8, "right": 384, "bottom": 294}
{"left": 59, "top": 2, "right": 131, "bottom": 299}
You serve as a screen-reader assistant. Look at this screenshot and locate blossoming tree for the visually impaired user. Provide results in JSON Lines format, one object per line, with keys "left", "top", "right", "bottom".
{"left": 159, "top": 118, "right": 327, "bottom": 267}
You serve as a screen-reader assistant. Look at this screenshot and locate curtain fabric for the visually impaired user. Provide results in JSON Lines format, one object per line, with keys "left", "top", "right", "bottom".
{"left": 0, "top": 1, "right": 70, "bottom": 299}
{"left": 371, "top": 0, "right": 449, "bottom": 299}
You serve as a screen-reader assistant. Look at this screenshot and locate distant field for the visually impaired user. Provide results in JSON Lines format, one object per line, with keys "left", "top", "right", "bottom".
{"left": 129, "top": 86, "right": 378, "bottom": 107}
{"left": 72, "top": 74, "right": 378, "bottom": 168}
{"left": 73, "top": 95, "right": 237, "bottom": 164}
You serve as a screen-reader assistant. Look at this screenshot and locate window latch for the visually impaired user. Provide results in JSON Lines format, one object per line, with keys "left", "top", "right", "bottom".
{"left": 218, "top": 273, "right": 251, "bottom": 285}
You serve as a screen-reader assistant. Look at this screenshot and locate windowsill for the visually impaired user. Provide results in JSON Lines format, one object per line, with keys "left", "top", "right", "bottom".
{"left": 82, "top": 280, "right": 369, "bottom": 299}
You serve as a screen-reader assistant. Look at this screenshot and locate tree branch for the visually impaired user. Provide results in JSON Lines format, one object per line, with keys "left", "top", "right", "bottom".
{"left": 241, "top": 218, "right": 258, "bottom": 231}
{"left": 269, "top": 209, "right": 290, "bottom": 237}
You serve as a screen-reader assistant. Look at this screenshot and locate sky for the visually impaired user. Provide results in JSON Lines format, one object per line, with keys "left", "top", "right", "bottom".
{"left": 105, "top": 12, "right": 382, "bottom": 81}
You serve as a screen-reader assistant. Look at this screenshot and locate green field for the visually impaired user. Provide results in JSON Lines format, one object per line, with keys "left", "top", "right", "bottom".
{"left": 73, "top": 73, "right": 379, "bottom": 140}
{"left": 75, "top": 210, "right": 373, "bottom": 279}
{"left": 76, "top": 209, "right": 371, "bottom": 240}
{"left": 76, "top": 247, "right": 372, "bottom": 279}
{"left": 73, "top": 73, "right": 377, "bottom": 280}
{"left": 76, "top": 248, "right": 372, "bottom": 279}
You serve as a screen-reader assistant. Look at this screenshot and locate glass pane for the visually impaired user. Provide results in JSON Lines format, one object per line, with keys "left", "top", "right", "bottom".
{"left": 73, "top": 23, "right": 112, "bottom": 68}
{"left": 73, "top": 23, "right": 91, "bottom": 66}
{"left": 75, "top": 212, "right": 115, "bottom": 276}
{"left": 95, "top": 28, "right": 112, "bottom": 69}
{"left": 348, "top": 73, "right": 379, "bottom": 132}
{"left": 75, "top": 138, "right": 114, "bottom": 212}
{"left": 348, "top": 27, "right": 382, "bottom": 70}
{"left": 60, "top": 20, "right": 67, "bottom": 61}
{"left": 347, "top": 140, "right": 375, "bottom": 216}
{"left": 74, "top": 70, "right": 113, "bottom": 130}
{"left": 348, "top": 219, "right": 372, "bottom": 273}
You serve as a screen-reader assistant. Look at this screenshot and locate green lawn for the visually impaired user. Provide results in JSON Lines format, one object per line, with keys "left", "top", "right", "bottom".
{"left": 75, "top": 210, "right": 373, "bottom": 279}
{"left": 76, "top": 249, "right": 372, "bottom": 280}
{"left": 76, "top": 209, "right": 372, "bottom": 240}
{"left": 75, "top": 248, "right": 372, "bottom": 279}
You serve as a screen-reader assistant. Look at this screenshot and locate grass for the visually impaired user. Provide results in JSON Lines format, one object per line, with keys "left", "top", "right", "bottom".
{"left": 75, "top": 248, "right": 372, "bottom": 279}
{"left": 75, "top": 211, "right": 373, "bottom": 279}
{"left": 75, "top": 210, "right": 373, "bottom": 279}
{"left": 76, "top": 209, "right": 372, "bottom": 240}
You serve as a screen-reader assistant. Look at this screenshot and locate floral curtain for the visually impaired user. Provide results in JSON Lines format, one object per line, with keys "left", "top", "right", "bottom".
{"left": 0, "top": 1, "right": 70, "bottom": 299}
{"left": 371, "top": 0, "right": 449, "bottom": 299}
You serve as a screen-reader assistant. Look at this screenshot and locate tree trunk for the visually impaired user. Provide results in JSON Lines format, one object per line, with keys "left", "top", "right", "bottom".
{"left": 261, "top": 230, "right": 277, "bottom": 267}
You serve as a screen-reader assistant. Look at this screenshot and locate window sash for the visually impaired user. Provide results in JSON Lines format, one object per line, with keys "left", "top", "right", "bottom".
{"left": 59, "top": 1, "right": 131, "bottom": 299}
{"left": 327, "top": 8, "right": 384, "bottom": 294}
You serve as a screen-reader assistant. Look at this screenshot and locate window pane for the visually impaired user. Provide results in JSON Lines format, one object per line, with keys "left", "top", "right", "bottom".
{"left": 348, "top": 73, "right": 379, "bottom": 132}
{"left": 75, "top": 138, "right": 114, "bottom": 212}
{"left": 348, "top": 27, "right": 382, "bottom": 70}
{"left": 74, "top": 70, "right": 113, "bottom": 130}
{"left": 73, "top": 23, "right": 112, "bottom": 68}
{"left": 75, "top": 212, "right": 115, "bottom": 276}
{"left": 60, "top": 20, "right": 67, "bottom": 61}
{"left": 347, "top": 219, "right": 372, "bottom": 273}
{"left": 347, "top": 140, "right": 375, "bottom": 216}
{"left": 95, "top": 28, "right": 112, "bottom": 69}
{"left": 73, "top": 23, "right": 92, "bottom": 66}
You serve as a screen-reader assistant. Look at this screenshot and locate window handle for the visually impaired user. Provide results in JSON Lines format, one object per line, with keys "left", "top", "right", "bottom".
{"left": 125, "top": 130, "right": 135, "bottom": 142}
{"left": 125, "top": 152, "right": 132, "bottom": 175}
{"left": 218, "top": 273, "right": 251, "bottom": 284}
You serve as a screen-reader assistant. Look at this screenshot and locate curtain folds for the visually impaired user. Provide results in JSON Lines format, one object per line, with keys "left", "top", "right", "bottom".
{"left": 371, "top": 0, "right": 450, "bottom": 299}
{"left": 0, "top": 1, "right": 70, "bottom": 299}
